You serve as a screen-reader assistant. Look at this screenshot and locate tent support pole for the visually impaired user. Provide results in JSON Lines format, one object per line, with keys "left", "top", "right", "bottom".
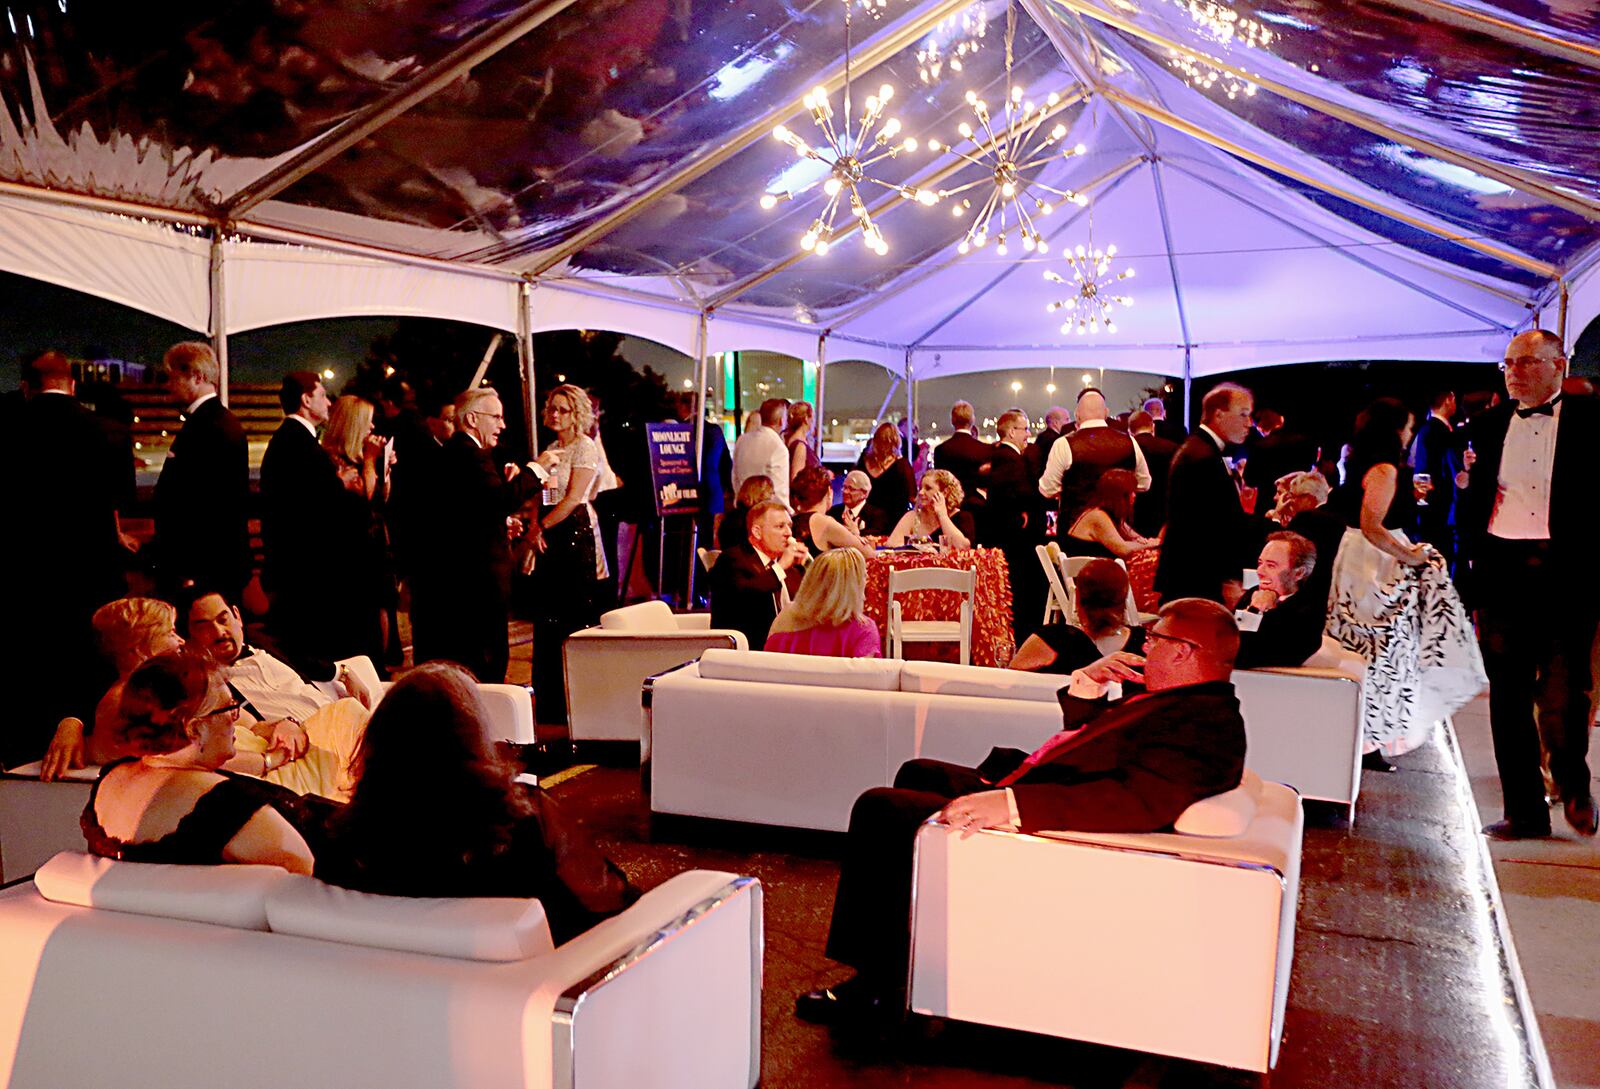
{"left": 209, "top": 230, "right": 229, "bottom": 406}
{"left": 1558, "top": 281, "right": 1569, "bottom": 343}
{"left": 905, "top": 350, "right": 916, "bottom": 456}
{"left": 225, "top": 0, "right": 583, "bottom": 216}
{"left": 1051, "top": 0, "right": 1600, "bottom": 220}
{"left": 518, "top": 280, "right": 538, "bottom": 460}
{"left": 1097, "top": 86, "right": 1558, "bottom": 279}
{"left": 688, "top": 310, "right": 710, "bottom": 605}
{"left": 523, "top": 0, "right": 978, "bottom": 276}
{"left": 815, "top": 335, "right": 828, "bottom": 453}
{"left": 1182, "top": 348, "right": 1193, "bottom": 430}
{"left": 1150, "top": 160, "right": 1194, "bottom": 375}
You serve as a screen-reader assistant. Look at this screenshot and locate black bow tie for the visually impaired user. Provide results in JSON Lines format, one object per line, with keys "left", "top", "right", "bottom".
{"left": 1516, "top": 397, "right": 1559, "bottom": 419}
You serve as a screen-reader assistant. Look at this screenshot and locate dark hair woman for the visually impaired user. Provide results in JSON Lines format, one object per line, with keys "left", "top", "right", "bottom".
{"left": 790, "top": 466, "right": 870, "bottom": 555}
{"left": 321, "top": 663, "right": 635, "bottom": 943}
{"left": 1063, "top": 468, "right": 1156, "bottom": 559}
{"left": 1008, "top": 559, "right": 1146, "bottom": 675}
{"left": 854, "top": 421, "right": 916, "bottom": 536}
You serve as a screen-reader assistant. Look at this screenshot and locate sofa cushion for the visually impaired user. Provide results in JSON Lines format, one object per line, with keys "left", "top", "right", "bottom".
{"left": 899, "top": 661, "right": 1065, "bottom": 703}
{"left": 265, "top": 876, "right": 554, "bottom": 961}
{"left": 34, "top": 851, "right": 292, "bottom": 930}
{"left": 600, "top": 600, "right": 677, "bottom": 631}
{"left": 697, "top": 648, "right": 901, "bottom": 691}
{"left": 1173, "top": 770, "right": 1263, "bottom": 838}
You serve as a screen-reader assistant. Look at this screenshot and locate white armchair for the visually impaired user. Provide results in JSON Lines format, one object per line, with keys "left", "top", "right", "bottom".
{"left": 565, "top": 601, "right": 748, "bottom": 743}
{"left": 909, "top": 771, "right": 1303, "bottom": 1073}
{"left": 1233, "top": 638, "right": 1367, "bottom": 812}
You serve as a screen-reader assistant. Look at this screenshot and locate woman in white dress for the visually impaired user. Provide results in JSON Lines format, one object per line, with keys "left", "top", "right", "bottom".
{"left": 1325, "top": 397, "right": 1485, "bottom": 769}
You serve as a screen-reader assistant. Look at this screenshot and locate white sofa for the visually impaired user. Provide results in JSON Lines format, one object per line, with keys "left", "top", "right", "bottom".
{"left": 0, "top": 852, "right": 762, "bottom": 1089}
{"left": 910, "top": 770, "right": 1303, "bottom": 1072}
{"left": 0, "top": 681, "right": 536, "bottom": 884}
{"left": 645, "top": 648, "right": 1364, "bottom": 832}
{"left": 565, "top": 601, "right": 747, "bottom": 743}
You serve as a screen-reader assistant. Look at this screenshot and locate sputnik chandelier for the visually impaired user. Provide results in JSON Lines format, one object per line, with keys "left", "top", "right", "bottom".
{"left": 1161, "top": 0, "right": 1276, "bottom": 99}
{"left": 916, "top": 5, "right": 988, "bottom": 85}
{"left": 1043, "top": 212, "right": 1135, "bottom": 335}
{"left": 925, "top": 3, "right": 1088, "bottom": 257}
{"left": 758, "top": 1, "right": 932, "bottom": 256}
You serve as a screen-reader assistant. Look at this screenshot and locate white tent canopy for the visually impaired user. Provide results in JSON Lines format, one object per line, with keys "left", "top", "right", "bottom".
{"left": 1, "top": 0, "right": 1597, "bottom": 393}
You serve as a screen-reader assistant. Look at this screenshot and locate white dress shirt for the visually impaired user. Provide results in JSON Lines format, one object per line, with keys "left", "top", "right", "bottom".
{"left": 732, "top": 425, "right": 791, "bottom": 508}
{"left": 1037, "top": 420, "right": 1152, "bottom": 499}
{"left": 226, "top": 647, "right": 333, "bottom": 723}
{"left": 1488, "top": 398, "right": 1560, "bottom": 540}
{"left": 288, "top": 414, "right": 318, "bottom": 438}
{"left": 185, "top": 391, "right": 218, "bottom": 417}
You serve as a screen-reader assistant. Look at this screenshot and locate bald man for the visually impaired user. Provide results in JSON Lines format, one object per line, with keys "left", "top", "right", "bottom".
{"left": 1038, "top": 387, "right": 1151, "bottom": 527}
{"left": 798, "top": 598, "right": 1247, "bottom": 1023}
{"left": 1459, "top": 330, "right": 1599, "bottom": 839}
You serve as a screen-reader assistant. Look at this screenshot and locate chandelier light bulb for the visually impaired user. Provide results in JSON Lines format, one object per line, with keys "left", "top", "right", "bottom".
{"left": 815, "top": 239, "right": 831, "bottom": 256}
{"left": 760, "top": 193, "right": 779, "bottom": 210}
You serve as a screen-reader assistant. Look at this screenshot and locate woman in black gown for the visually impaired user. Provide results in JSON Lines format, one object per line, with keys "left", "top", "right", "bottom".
{"left": 81, "top": 652, "right": 325, "bottom": 873}
{"left": 855, "top": 421, "right": 916, "bottom": 536}
{"left": 1061, "top": 469, "right": 1158, "bottom": 560}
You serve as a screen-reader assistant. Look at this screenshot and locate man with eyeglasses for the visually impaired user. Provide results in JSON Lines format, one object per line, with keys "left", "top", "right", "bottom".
{"left": 1458, "top": 329, "right": 1599, "bottom": 839}
{"left": 798, "top": 598, "right": 1246, "bottom": 1027}
{"left": 410, "top": 386, "right": 543, "bottom": 684}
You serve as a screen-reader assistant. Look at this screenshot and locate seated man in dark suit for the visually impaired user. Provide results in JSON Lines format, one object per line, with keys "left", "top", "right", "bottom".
{"left": 798, "top": 598, "right": 1246, "bottom": 1024}
{"left": 826, "top": 470, "right": 872, "bottom": 536}
{"left": 709, "top": 500, "right": 809, "bottom": 650}
{"left": 1235, "top": 531, "right": 1326, "bottom": 669}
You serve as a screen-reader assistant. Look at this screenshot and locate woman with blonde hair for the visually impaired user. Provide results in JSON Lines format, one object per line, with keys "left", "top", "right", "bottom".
{"left": 321, "top": 394, "right": 386, "bottom": 500}
{"left": 318, "top": 392, "right": 392, "bottom": 667}
{"left": 887, "top": 469, "right": 975, "bottom": 550}
{"left": 854, "top": 420, "right": 915, "bottom": 536}
{"left": 785, "top": 400, "right": 822, "bottom": 483}
{"left": 765, "top": 549, "right": 881, "bottom": 658}
{"left": 527, "top": 384, "right": 604, "bottom": 725}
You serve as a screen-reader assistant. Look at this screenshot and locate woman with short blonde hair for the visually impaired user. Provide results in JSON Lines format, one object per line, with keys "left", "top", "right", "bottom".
{"left": 765, "top": 550, "right": 881, "bottom": 658}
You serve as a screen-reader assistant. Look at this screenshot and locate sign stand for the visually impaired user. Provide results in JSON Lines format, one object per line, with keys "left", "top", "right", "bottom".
{"left": 645, "top": 422, "right": 705, "bottom": 608}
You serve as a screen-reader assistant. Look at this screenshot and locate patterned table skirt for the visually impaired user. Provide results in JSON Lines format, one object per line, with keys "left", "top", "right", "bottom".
{"left": 863, "top": 548, "right": 1015, "bottom": 668}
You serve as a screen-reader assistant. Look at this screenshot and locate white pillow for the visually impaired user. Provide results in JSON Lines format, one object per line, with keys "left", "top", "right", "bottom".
{"left": 600, "top": 600, "right": 676, "bottom": 631}
{"left": 697, "top": 648, "right": 901, "bottom": 691}
{"left": 265, "top": 877, "right": 554, "bottom": 962}
{"left": 1173, "top": 770, "right": 1263, "bottom": 838}
{"left": 899, "top": 661, "right": 1064, "bottom": 703}
{"left": 34, "top": 852, "right": 292, "bottom": 931}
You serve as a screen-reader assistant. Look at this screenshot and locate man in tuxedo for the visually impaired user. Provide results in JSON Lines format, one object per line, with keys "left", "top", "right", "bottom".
{"left": 1459, "top": 330, "right": 1598, "bottom": 839}
{"left": 797, "top": 598, "right": 1246, "bottom": 1024}
{"left": 984, "top": 409, "right": 1041, "bottom": 640}
{"left": 3, "top": 351, "right": 132, "bottom": 766}
{"left": 709, "top": 501, "right": 809, "bottom": 650}
{"left": 1128, "top": 409, "right": 1178, "bottom": 538}
{"left": 931, "top": 400, "right": 992, "bottom": 503}
{"left": 1038, "top": 388, "right": 1150, "bottom": 529}
{"left": 1145, "top": 396, "right": 1187, "bottom": 445}
{"left": 153, "top": 342, "right": 249, "bottom": 599}
{"left": 826, "top": 470, "right": 872, "bottom": 535}
{"left": 1235, "top": 532, "right": 1325, "bottom": 669}
{"left": 1156, "top": 383, "right": 1255, "bottom": 606}
{"left": 1241, "top": 409, "right": 1318, "bottom": 496}
{"left": 410, "top": 387, "right": 541, "bottom": 683}
{"left": 1409, "top": 389, "right": 1460, "bottom": 569}
{"left": 259, "top": 372, "right": 343, "bottom": 672}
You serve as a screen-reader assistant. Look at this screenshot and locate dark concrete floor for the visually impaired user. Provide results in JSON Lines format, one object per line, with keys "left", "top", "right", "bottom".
{"left": 538, "top": 736, "right": 1542, "bottom": 1089}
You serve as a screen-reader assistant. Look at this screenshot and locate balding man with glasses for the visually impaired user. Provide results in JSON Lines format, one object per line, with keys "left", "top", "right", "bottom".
{"left": 1459, "top": 330, "right": 1600, "bottom": 839}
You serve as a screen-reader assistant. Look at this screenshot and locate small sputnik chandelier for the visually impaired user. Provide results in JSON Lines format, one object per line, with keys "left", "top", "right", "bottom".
{"left": 917, "top": 5, "right": 988, "bottom": 84}
{"left": 1044, "top": 235, "right": 1135, "bottom": 335}
{"left": 761, "top": 83, "right": 932, "bottom": 256}
{"left": 930, "top": 86, "right": 1089, "bottom": 256}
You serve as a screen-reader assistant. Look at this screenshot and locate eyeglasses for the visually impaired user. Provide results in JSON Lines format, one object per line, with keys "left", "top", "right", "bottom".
{"left": 473, "top": 411, "right": 505, "bottom": 422}
{"left": 193, "top": 701, "right": 245, "bottom": 725}
{"left": 1144, "top": 628, "right": 1201, "bottom": 650}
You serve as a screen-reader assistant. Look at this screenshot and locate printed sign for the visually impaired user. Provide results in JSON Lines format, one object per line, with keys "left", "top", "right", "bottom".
{"left": 645, "top": 422, "right": 702, "bottom": 517}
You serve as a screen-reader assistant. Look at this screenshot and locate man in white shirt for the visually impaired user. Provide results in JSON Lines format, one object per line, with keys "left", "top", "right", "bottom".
{"left": 1038, "top": 389, "right": 1151, "bottom": 521}
{"left": 708, "top": 501, "right": 808, "bottom": 649}
{"left": 731, "top": 398, "right": 791, "bottom": 509}
{"left": 1459, "top": 329, "right": 1599, "bottom": 839}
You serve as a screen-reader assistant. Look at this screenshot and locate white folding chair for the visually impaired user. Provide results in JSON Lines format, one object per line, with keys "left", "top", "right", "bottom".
{"left": 1059, "top": 554, "right": 1146, "bottom": 626}
{"left": 887, "top": 566, "right": 976, "bottom": 665}
{"left": 1037, "top": 542, "right": 1072, "bottom": 626}
{"left": 697, "top": 547, "right": 721, "bottom": 572}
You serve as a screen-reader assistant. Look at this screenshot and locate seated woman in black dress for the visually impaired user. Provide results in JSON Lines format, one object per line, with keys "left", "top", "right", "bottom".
{"left": 1009, "top": 558, "right": 1146, "bottom": 675}
{"left": 887, "top": 469, "right": 976, "bottom": 550}
{"left": 791, "top": 466, "right": 870, "bottom": 555}
{"left": 81, "top": 651, "right": 320, "bottom": 874}
{"left": 320, "top": 663, "right": 636, "bottom": 944}
{"left": 1063, "top": 469, "right": 1157, "bottom": 559}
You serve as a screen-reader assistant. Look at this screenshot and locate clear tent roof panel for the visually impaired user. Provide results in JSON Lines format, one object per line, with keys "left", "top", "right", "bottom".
{"left": 1053, "top": 0, "right": 1600, "bottom": 206}
{"left": 266, "top": 0, "right": 874, "bottom": 264}
{"left": 569, "top": 6, "right": 1076, "bottom": 300}
{"left": 739, "top": 96, "right": 1149, "bottom": 313}
{"left": 0, "top": 0, "right": 534, "bottom": 211}
{"left": 1069, "top": 14, "right": 1600, "bottom": 274}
